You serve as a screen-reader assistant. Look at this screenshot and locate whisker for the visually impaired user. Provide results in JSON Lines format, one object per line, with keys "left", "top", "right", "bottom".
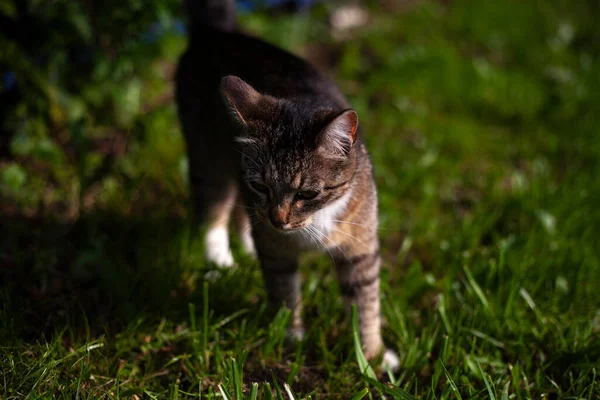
{"left": 222, "top": 202, "right": 255, "bottom": 210}
{"left": 243, "top": 210, "right": 261, "bottom": 225}
{"left": 330, "top": 227, "right": 369, "bottom": 250}
{"left": 315, "top": 219, "right": 400, "bottom": 232}
{"left": 234, "top": 149, "right": 262, "bottom": 170}
{"left": 302, "top": 226, "right": 321, "bottom": 249}
{"left": 308, "top": 224, "right": 349, "bottom": 265}
{"left": 329, "top": 219, "right": 369, "bottom": 227}
{"left": 300, "top": 226, "right": 330, "bottom": 264}
{"left": 320, "top": 218, "right": 401, "bottom": 232}
{"left": 307, "top": 225, "right": 337, "bottom": 265}
{"left": 305, "top": 226, "right": 324, "bottom": 249}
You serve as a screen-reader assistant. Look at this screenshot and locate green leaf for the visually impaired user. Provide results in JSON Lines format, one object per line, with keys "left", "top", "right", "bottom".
{"left": 1, "top": 164, "right": 27, "bottom": 191}
{"left": 113, "top": 78, "right": 142, "bottom": 127}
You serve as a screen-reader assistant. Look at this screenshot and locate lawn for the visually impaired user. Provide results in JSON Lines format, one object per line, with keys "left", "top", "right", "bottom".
{"left": 1, "top": 0, "right": 599, "bottom": 398}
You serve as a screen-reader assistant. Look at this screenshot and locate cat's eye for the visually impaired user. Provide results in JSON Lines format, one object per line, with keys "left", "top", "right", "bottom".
{"left": 295, "top": 190, "right": 319, "bottom": 201}
{"left": 249, "top": 181, "right": 270, "bottom": 195}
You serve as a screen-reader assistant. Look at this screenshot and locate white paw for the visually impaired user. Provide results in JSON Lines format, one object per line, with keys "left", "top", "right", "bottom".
{"left": 206, "top": 247, "right": 234, "bottom": 267}
{"left": 382, "top": 349, "right": 400, "bottom": 372}
{"left": 205, "top": 226, "right": 235, "bottom": 267}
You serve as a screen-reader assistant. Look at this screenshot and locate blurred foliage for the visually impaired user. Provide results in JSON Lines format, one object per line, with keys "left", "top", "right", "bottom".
{"left": 0, "top": 0, "right": 186, "bottom": 215}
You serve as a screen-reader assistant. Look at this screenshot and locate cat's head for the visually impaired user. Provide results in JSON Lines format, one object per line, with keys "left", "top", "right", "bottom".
{"left": 220, "top": 75, "right": 360, "bottom": 232}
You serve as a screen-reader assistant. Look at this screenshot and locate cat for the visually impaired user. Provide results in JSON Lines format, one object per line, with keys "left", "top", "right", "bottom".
{"left": 176, "top": 0, "right": 399, "bottom": 371}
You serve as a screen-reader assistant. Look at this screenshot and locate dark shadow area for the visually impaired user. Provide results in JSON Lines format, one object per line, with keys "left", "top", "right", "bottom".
{"left": 0, "top": 212, "right": 262, "bottom": 342}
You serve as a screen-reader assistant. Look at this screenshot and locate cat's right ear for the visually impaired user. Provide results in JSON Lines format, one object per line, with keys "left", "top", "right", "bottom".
{"left": 317, "top": 109, "right": 359, "bottom": 158}
{"left": 220, "top": 76, "right": 263, "bottom": 127}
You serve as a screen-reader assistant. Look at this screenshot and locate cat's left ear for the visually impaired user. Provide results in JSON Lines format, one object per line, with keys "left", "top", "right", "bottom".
{"left": 220, "top": 75, "right": 265, "bottom": 126}
{"left": 317, "top": 110, "right": 359, "bottom": 158}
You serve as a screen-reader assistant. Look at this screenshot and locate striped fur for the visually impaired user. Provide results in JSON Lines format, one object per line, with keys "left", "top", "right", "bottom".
{"left": 175, "top": 19, "right": 397, "bottom": 370}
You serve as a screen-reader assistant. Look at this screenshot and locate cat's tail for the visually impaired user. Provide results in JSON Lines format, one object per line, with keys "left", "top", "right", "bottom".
{"left": 184, "top": 0, "right": 237, "bottom": 32}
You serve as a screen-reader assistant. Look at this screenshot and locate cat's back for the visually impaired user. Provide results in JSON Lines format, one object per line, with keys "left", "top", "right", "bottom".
{"left": 176, "top": 28, "right": 347, "bottom": 108}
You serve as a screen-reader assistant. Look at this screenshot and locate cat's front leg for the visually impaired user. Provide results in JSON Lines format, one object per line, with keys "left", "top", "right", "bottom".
{"left": 334, "top": 243, "right": 399, "bottom": 371}
{"left": 258, "top": 252, "right": 304, "bottom": 341}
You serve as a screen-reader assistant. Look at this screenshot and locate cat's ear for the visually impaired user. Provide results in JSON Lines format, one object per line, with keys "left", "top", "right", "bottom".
{"left": 317, "top": 110, "right": 359, "bottom": 158}
{"left": 220, "top": 76, "right": 264, "bottom": 126}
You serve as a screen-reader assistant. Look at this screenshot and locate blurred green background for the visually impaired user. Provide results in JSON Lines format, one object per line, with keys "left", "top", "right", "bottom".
{"left": 1, "top": 0, "right": 599, "bottom": 398}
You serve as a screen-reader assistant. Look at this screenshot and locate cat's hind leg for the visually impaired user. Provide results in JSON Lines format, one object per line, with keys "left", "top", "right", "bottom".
{"left": 189, "top": 176, "right": 237, "bottom": 267}
{"left": 178, "top": 92, "right": 239, "bottom": 268}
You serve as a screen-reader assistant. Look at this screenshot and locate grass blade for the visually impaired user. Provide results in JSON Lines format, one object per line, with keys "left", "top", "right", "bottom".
{"left": 363, "top": 376, "right": 419, "bottom": 400}
{"left": 249, "top": 382, "right": 259, "bottom": 400}
{"left": 75, "top": 356, "right": 84, "bottom": 400}
{"left": 264, "top": 382, "right": 274, "bottom": 400}
{"left": 189, "top": 303, "right": 199, "bottom": 361}
{"left": 272, "top": 375, "right": 285, "bottom": 400}
{"left": 284, "top": 383, "right": 297, "bottom": 400}
{"left": 231, "top": 358, "right": 243, "bottom": 400}
{"left": 349, "top": 388, "right": 369, "bottom": 400}
{"left": 441, "top": 361, "right": 463, "bottom": 400}
{"left": 501, "top": 381, "right": 509, "bottom": 400}
{"left": 218, "top": 383, "right": 232, "bottom": 400}
{"left": 476, "top": 359, "right": 496, "bottom": 400}
{"left": 463, "top": 265, "right": 490, "bottom": 312}
{"left": 203, "top": 281, "right": 210, "bottom": 369}
{"left": 144, "top": 389, "right": 160, "bottom": 400}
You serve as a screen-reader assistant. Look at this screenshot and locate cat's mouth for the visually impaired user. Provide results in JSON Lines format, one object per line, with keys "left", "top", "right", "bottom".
{"left": 260, "top": 214, "right": 311, "bottom": 233}
{"left": 272, "top": 222, "right": 309, "bottom": 233}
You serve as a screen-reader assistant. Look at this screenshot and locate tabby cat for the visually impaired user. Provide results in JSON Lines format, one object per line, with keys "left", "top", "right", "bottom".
{"left": 176, "top": 0, "right": 398, "bottom": 370}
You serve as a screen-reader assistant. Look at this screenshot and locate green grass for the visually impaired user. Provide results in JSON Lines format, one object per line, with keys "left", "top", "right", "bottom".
{"left": 1, "top": 0, "right": 600, "bottom": 398}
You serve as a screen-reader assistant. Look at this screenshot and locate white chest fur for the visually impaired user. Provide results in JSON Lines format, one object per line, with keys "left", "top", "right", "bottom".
{"left": 292, "top": 189, "right": 352, "bottom": 251}
{"left": 312, "top": 189, "right": 352, "bottom": 235}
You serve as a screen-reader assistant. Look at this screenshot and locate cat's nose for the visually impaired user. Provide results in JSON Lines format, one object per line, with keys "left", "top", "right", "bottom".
{"left": 269, "top": 207, "right": 288, "bottom": 229}
{"left": 270, "top": 217, "right": 285, "bottom": 229}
